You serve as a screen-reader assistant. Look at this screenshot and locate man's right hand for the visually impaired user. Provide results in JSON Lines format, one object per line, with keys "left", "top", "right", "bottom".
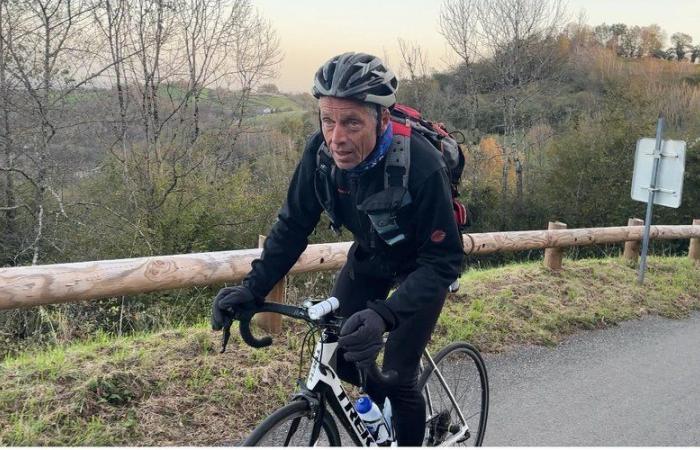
{"left": 211, "top": 285, "right": 258, "bottom": 331}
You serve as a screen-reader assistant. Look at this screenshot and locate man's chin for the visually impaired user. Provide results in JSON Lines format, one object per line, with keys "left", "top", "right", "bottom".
{"left": 333, "top": 159, "right": 359, "bottom": 170}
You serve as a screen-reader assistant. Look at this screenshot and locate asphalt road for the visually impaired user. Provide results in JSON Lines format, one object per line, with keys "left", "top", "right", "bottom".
{"left": 483, "top": 312, "right": 700, "bottom": 446}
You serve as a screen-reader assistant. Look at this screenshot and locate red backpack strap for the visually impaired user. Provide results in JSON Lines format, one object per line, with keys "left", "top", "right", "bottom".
{"left": 453, "top": 199, "right": 469, "bottom": 228}
{"left": 390, "top": 116, "right": 411, "bottom": 137}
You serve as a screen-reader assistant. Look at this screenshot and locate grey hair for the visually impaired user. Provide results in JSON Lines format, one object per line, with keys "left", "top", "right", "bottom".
{"left": 365, "top": 104, "right": 388, "bottom": 121}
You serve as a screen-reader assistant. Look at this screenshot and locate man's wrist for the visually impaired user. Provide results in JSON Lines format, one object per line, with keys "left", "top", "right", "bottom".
{"left": 240, "top": 282, "right": 264, "bottom": 305}
{"left": 367, "top": 300, "right": 398, "bottom": 331}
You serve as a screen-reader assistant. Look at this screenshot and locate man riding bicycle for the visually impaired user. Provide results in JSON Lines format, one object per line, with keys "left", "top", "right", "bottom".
{"left": 211, "top": 52, "right": 465, "bottom": 446}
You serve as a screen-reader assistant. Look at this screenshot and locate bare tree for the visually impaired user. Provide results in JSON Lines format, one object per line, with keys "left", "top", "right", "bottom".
{"left": 439, "top": 0, "right": 478, "bottom": 66}
{"left": 0, "top": 1, "right": 20, "bottom": 265}
{"left": 219, "top": 6, "right": 280, "bottom": 164}
{"left": 93, "top": 0, "right": 130, "bottom": 149}
{"left": 89, "top": 0, "right": 281, "bottom": 251}
{"left": 0, "top": 0, "right": 121, "bottom": 264}
{"left": 440, "top": 0, "right": 567, "bottom": 228}
{"left": 439, "top": 0, "right": 479, "bottom": 132}
{"left": 397, "top": 38, "right": 433, "bottom": 109}
{"left": 176, "top": 0, "right": 251, "bottom": 143}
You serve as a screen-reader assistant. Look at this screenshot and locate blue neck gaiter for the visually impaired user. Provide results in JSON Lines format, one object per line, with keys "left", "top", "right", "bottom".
{"left": 348, "top": 122, "right": 393, "bottom": 176}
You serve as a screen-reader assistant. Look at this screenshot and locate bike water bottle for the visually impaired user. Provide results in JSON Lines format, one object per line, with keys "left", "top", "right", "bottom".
{"left": 355, "top": 396, "right": 390, "bottom": 445}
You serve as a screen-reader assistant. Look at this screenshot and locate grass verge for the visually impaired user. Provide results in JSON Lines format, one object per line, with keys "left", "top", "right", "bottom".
{"left": 1, "top": 256, "right": 698, "bottom": 445}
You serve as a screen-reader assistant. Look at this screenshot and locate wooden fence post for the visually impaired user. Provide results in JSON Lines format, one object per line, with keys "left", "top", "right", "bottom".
{"left": 254, "top": 235, "right": 285, "bottom": 334}
{"left": 623, "top": 218, "right": 645, "bottom": 264}
{"left": 544, "top": 221, "right": 567, "bottom": 270}
{"left": 690, "top": 219, "right": 700, "bottom": 266}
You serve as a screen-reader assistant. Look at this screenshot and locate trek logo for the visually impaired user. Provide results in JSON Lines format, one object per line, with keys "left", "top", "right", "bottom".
{"left": 337, "top": 390, "right": 373, "bottom": 446}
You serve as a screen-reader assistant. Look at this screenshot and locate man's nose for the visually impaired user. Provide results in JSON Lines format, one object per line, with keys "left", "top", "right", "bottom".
{"left": 330, "top": 124, "right": 347, "bottom": 144}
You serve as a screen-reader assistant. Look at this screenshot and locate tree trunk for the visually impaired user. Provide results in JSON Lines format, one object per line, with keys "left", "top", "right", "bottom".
{"left": 515, "top": 158, "right": 523, "bottom": 209}
{"left": 500, "top": 152, "right": 510, "bottom": 230}
{"left": 0, "top": 7, "right": 17, "bottom": 264}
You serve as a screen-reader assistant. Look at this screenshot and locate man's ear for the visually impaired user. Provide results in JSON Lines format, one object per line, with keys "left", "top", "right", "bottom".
{"left": 381, "top": 107, "right": 391, "bottom": 132}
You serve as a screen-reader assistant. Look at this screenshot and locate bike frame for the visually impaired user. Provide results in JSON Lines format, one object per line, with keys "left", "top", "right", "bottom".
{"left": 295, "top": 328, "right": 471, "bottom": 447}
{"left": 300, "top": 328, "right": 380, "bottom": 446}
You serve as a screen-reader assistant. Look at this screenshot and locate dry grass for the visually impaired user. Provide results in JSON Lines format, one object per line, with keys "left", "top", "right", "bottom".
{"left": 0, "top": 327, "right": 305, "bottom": 445}
{"left": 0, "top": 256, "right": 698, "bottom": 445}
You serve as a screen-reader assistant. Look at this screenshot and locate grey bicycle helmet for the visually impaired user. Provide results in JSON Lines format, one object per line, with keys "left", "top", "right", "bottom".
{"left": 312, "top": 52, "right": 398, "bottom": 108}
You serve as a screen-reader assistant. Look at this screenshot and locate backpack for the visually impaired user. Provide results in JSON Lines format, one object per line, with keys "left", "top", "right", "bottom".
{"left": 389, "top": 104, "right": 471, "bottom": 230}
{"left": 314, "top": 103, "right": 471, "bottom": 247}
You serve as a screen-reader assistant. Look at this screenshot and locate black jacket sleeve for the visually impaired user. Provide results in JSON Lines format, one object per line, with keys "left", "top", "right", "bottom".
{"left": 379, "top": 166, "right": 464, "bottom": 326}
{"left": 242, "top": 133, "right": 324, "bottom": 299}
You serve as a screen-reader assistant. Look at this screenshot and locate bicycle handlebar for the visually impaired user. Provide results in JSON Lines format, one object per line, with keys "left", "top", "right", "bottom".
{"left": 236, "top": 302, "right": 309, "bottom": 348}
{"left": 224, "top": 300, "right": 399, "bottom": 387}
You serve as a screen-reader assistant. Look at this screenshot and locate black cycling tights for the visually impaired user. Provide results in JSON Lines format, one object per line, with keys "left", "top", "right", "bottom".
{"left": 331, "top": 256, "right": 446, "bottom": 446}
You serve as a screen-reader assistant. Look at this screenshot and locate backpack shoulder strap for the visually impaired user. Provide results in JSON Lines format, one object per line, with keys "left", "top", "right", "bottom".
{"left": 315, "top": 141, "right": 342, "bottom": 235}
{"left": 385, "top": 118, "right": 411, "bottom": 189}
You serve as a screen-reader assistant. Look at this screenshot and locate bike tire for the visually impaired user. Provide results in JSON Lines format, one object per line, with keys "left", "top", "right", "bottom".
{"left": 242, "top": 399, "right": 342, "bottom": 446}
{"left": 418, "top": 342, "right": 489, "bottom": 446}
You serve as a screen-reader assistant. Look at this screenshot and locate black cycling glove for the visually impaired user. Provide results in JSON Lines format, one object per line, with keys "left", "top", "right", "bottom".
{"left": 338, "top": 308, "right": 387, "bottom": 368}
{"left": 211, "top": 285, "right": 258, "bottom": 331}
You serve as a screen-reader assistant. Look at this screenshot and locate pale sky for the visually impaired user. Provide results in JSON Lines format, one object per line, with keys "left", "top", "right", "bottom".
{"left": 253, "top": 0, "right": 700, "bottom": 93}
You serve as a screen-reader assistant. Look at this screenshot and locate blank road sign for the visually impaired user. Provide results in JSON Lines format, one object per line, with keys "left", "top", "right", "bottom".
{"left": 631, "top": 138, "right": 686, "bottom": 208}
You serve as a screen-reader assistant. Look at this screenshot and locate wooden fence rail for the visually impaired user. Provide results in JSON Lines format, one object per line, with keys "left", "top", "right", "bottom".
{"left": 1, "top": 221, "right": 698, "bottom": 311}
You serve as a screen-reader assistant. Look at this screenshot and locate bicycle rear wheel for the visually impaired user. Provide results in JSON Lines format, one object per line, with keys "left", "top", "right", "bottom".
{"left": 418, "top": 342, "right": 489, "bottom": 446}
{"left": 242, "top": 399, "right": 341, "bottom": 446}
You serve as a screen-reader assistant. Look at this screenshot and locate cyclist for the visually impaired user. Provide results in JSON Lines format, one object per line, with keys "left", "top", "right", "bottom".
{"left": 212, "top": 52, "right": 464, "bottom": 446}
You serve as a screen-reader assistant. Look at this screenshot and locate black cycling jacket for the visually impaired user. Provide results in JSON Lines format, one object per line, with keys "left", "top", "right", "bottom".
{"left": 242, "top": 130, "right": 464, "bottom": 329}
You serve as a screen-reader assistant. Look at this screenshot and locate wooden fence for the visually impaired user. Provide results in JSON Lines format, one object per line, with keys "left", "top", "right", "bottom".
{"left": 1, "top": 219, "right": 698, "bottom": 316}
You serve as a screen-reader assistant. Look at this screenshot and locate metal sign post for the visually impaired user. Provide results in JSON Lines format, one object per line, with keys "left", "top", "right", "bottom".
{"left": 637, "top": 117, "right": 663, "bottom": 284}
{"left": 631, "top": 117, "right": 686, "bottom": 284}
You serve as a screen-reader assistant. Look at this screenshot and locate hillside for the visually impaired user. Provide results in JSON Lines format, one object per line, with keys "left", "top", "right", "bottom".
{"left": 1, "top": 256, "right": 698, "bottom": 445}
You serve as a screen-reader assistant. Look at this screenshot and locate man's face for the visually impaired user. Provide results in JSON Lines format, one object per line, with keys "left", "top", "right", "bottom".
{"left": 319, "top": 96, "right": 383, "bottom": 170}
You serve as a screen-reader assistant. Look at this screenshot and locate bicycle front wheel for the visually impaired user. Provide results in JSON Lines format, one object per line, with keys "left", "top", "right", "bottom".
{"left": 242, "top": 399, "right": 341, "bottom": 446}
{"left": 418, "top": 342, "right": 489, "bottom": 446}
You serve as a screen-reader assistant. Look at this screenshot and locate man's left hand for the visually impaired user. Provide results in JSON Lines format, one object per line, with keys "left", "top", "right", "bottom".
{"left": 339, "top": 308, "right": 387, "bottom": 368}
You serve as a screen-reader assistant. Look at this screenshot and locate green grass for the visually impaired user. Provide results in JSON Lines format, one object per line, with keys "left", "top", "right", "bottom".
{"left": 245, "top": 109, "right": 306, "bottom": 127}
{"left": 0, "top": 256, "right": 698, "bottom": 445}
{"left": 431, "top": 256, "right": 700, "bottom": 352}
{"left": 246, "top": 94, "right": 301, "bottom": 111}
